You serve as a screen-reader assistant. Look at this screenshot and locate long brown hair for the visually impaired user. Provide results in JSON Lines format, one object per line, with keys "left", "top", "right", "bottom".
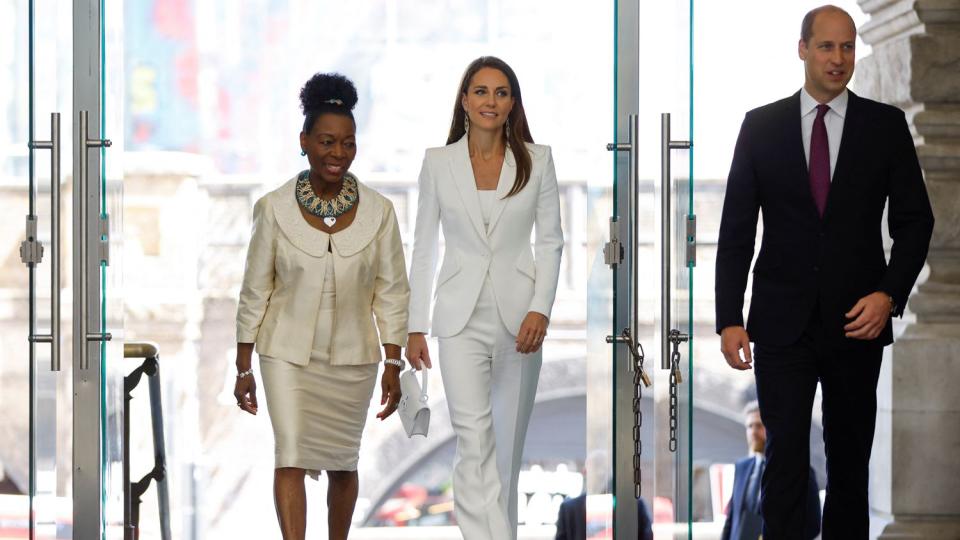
{"left": 447, "top": 56, "right": 534, "bottom": 197}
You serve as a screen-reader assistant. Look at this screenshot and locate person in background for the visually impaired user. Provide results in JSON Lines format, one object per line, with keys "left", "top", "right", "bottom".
{"left": 405, "top": 56, "right": 564, "bottom": 540}
{"left": 722, "top": 401, "right": 820, "bottom": 540}
{"left": 554, "top": 450, "right": 652, "bottom": 540}
{"left": 233, "top": 73, "right": 409, "bottom": 540}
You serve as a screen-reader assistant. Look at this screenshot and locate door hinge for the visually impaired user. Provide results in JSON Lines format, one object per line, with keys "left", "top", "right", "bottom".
{"left": 603, "top": 217, "right": 623, "bottom": 267}
{"left": 20, "top": 215, "right": 44, "bottom": 265}
{"left": 685, "top": 214, "right": 696, "bottom": 267}
{"left": 98, "top": 214, "right": 110, "bottom": 265}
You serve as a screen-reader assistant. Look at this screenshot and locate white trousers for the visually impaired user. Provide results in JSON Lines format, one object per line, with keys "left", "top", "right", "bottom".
{"left": 438, "top": 278, "right": 542, "bottom": 540}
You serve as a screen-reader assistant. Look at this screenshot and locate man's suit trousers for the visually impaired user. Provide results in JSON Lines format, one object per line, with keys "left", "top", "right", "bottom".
{"left": 754, "top": 311, "right": 882, "bottom": 540}
{"left": 438, "top": 277, "right": 541, "bottom": 540}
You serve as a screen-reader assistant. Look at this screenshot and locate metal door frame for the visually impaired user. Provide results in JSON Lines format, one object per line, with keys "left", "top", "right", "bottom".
{"left": 73, "top": 0, "right": 108, "bottom": 535}
{"left": 613, "top": 2, "right": 640, "bottom": 537}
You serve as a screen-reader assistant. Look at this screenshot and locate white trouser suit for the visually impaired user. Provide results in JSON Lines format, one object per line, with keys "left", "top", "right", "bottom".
{"left": 408, "top": 138, "right": 563, "bottom": 540}
{"left": 439, "top": 276, "right": 542, "bottom": 539}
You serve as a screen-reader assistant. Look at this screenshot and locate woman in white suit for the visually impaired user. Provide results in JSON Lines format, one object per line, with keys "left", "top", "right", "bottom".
{"left": 406, "top": 56, "right": 563, "bottom": 540}
{"left": 233, "top": 73, "right": 409, "bottom": 540}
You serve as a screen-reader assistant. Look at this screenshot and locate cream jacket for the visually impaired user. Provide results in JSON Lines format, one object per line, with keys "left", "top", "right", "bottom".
{"left": 408, "top": 136, "right": 563, "bottom": 337}
{"left": 236, "top": 176, "right": 409, "bottom": 366}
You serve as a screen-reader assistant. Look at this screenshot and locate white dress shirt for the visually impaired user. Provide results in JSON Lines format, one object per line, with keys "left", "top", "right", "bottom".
{"left": 478, "top": 189, "right": 496, "bottom": 228}
{"left": 800, "top": 87, "right": 847, "bottom": 181}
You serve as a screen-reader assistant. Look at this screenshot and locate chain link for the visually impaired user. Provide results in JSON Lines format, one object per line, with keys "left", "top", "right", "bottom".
{"left": 667, "top": 330, "right": 687, "bottom": 453}
{"left": 631, "top": 338, "right": 645, "bottom": 498}
{"left": 668, "top": 345, "right": 680, "bottom": 452}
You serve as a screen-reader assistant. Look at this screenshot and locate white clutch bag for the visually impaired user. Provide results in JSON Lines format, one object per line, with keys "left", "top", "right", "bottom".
{"left": 398, "top": 367, "right": 431, "bottom": 438}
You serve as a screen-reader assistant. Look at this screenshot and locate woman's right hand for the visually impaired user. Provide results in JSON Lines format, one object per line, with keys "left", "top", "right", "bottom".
{"left": 405, "top": 333, "right": 432, "bottom": 370}
{"left": 233, "top": 374, "right": 259, "bottom": 415}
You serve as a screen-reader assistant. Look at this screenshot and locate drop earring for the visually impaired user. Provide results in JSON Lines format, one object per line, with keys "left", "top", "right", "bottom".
{"left": 300, "top": 150, "right": 306, "bottom": 156}
{"left": 463, "top": 113, "right": 470, "bottom": 133}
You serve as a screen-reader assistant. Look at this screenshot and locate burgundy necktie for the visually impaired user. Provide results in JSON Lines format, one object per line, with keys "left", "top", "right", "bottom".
{"left": 809, "top": 104, "right": 831, "bottom": 217}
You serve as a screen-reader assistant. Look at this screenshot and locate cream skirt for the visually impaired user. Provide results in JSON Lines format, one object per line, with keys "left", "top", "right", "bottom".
{"left": 259, "top": 254, "right": 378, "bottom": 476}
{"left": 260, "top": 354, "right": 378, "bottom": 476}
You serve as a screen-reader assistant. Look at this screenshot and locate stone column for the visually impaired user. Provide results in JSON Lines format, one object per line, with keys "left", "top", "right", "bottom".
{"left": 856, "top": 1, "right": 960, "bottom": 538}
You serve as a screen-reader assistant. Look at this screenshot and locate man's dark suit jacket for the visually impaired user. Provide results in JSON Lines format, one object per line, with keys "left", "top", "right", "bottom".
{"left": 721, "top": 457, "right": 821, "bottom": 540}
{"left": 554, "top": 494, "right": 652, "bottom": 540}
{"left": 715, "top": 90, "right": 934, "bottom": 346}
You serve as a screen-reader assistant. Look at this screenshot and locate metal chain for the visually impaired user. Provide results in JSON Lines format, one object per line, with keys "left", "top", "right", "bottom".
{"left": 631, "top": 339, "right": 645, "bottom": 498}
{"left": 668, "top": 348, "right": 679, "bottom": 452}
{"left": 667, "top": 333, "right": 684, "bottom": 453}
{"left": 608, "top": 328, "right": 652, "bottom": 497}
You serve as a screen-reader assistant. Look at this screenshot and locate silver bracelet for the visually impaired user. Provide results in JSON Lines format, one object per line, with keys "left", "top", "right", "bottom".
{"left": 237, "top": 368, "right": 254, "bottom": 379}
{"left": 384, "top": 358, "right": 404, "bottom": 369}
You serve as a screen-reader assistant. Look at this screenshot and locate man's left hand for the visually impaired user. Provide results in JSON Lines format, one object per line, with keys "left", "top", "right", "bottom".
{"left": 844, "top": 291, "right": 892, "bottom": 340}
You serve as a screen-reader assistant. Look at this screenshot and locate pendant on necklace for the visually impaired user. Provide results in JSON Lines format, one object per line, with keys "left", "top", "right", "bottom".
{"left": 323, "top": 216, "right": 337, "bottom": 227}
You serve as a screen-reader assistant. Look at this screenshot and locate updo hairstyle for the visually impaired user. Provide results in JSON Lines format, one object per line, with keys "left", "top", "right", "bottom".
{"left": 299, "top": 72, "right": 358, "bottom": 133}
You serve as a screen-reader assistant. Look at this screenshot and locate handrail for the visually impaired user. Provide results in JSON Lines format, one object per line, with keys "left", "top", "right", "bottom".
{"left": 124, "top": 342, "right": 159, "bottom": 359}
{"left": 123, "top": 341, "right": 171, "bottom": 540}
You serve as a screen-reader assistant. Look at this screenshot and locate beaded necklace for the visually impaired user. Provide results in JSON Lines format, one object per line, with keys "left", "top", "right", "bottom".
{"left": 295, "top": 169, "right": 359, "bottom": 227}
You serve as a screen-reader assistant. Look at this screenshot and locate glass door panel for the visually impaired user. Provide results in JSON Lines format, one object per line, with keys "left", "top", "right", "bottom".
{"left": 640, "top": 0, "right": 694, "bottom": 534}
{"left": 10, "top": 0, "right": 77, "bottom": 537}
{"left": 601, "top": 0, "right": 695, "bottom": 538}
{"left": 583, "top": 0, "right": 618, "bottom": 531}
{"left": 100, "top": 0, "right": 126, "bottom": 534}
{"left": 593, "top": 2, "right": 638, "bottom": 538}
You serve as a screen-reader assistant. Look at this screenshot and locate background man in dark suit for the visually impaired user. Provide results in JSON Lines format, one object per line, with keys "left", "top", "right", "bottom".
{"left": 554, "top": 493, "right": 652, "bottom": 540}
{"left": 722, "top": 402, "right": 821, "bottom": 540}
{"left": 715, "top": 5, "right": 934, "bottom": 539}
{"left": 554, "top": 450, "right": 653, "bottom": 540}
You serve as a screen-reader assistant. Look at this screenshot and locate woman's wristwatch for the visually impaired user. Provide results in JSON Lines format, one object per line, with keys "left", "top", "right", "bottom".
{"left": 384, "top": 358, "right": 404, "bottom": 369}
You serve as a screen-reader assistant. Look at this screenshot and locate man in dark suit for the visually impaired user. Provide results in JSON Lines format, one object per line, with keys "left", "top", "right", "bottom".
{"left": 554, "top": 493, "right": 652, "bottom": 540}
{"left": 722, "top": 402, "right": 821, "bottom": 540}
{"left": 715, "top": 5, "right": 934, "bottom": 539}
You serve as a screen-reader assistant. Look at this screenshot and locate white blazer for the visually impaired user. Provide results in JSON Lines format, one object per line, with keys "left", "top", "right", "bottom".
{"left": 408, "top": 135, "right": 563, "bottom": 338}
{"left": 236, "top": 176, "right": 409, "bottom": 366}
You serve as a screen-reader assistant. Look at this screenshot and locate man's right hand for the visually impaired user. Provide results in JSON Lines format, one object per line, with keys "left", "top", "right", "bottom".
{"left": 405, "top": 332, "right": 432, "bottom": 370}
{"left": 720, "top": 325, "right": 753, "bottom": 370}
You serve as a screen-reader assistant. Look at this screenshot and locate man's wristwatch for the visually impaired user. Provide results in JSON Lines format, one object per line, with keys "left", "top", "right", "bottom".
{"left": 886, "top": 293, "right": 897, "bottom": 314}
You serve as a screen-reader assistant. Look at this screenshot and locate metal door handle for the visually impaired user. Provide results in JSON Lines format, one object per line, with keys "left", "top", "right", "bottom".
{"left": 78, "top": 110, "right": 112, "bottom": 371}
{"left": 660, "top": 113, "right": 691, "bottom": 368}
{"left": 606, "top": 114, "right": 641, "bottom": 372}
{"left": 23, "top": 113, "right": 62, "bottom": 371}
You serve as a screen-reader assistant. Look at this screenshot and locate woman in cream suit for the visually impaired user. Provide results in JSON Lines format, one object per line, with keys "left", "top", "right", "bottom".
{"left": 233, "top": 73, "right": 409, "bottom": 540}
{"left": 406, "top": 56, "right": 563, "bottom": 540}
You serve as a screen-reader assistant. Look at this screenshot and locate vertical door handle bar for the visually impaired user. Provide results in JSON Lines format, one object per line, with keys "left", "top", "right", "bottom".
{"left": 606, "top": 114, "right": 646, "bottom": 377}
{"left": 25, "top": 113, "right": 62, "bottom": 371}
{"left": 78, "top": 110, "right": 112, "bottom": 371}
{"left": 661, "top": 113, "right": 691, "bottom": 369}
